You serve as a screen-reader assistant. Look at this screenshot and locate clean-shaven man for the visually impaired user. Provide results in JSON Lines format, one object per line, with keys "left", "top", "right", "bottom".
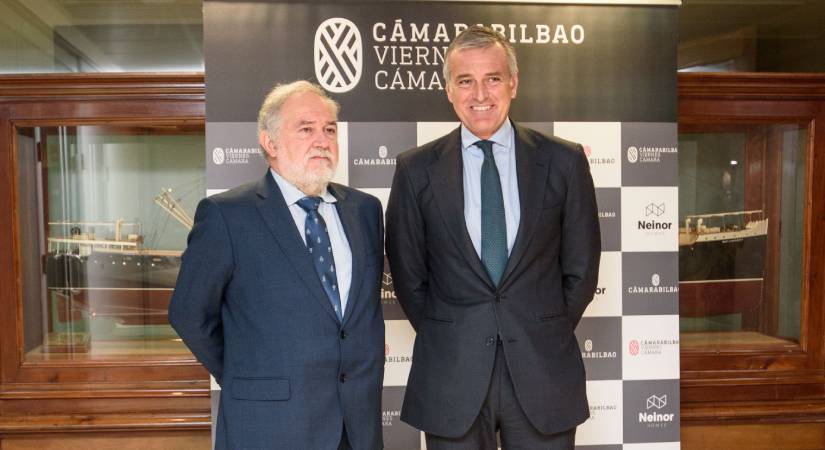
{"left": 386, "top": 26, "right": 600, "bottom": 449}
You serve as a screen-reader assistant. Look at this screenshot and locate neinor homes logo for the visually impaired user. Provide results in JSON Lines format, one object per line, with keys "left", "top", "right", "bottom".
{"left": 315, "top": 18, "right": 363, "bottom": 93}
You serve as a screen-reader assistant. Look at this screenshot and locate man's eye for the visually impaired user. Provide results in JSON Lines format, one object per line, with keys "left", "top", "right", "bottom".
{"left": 457, "top": 79, "right": 471, "bottom": 86}
{"left": 299, "top": 127, "right": 312, "bottom": 133}
{"left": 325, "top": 127, "right": 337, "bottom": 135}
{"left": 488, "top": 76, "right": 502, "bottom": 83}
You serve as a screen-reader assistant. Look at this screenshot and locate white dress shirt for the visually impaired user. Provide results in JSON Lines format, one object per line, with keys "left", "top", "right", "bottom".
{"left": 461, "top": 119, "right": 521, "bottom": 257}
{"left": 270, "top": 169, "right": 353, "bottom": 314}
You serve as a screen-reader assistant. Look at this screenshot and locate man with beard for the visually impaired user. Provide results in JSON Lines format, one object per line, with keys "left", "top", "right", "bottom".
{"left": 170, "top": 81, "right": 385, "bottom": 450}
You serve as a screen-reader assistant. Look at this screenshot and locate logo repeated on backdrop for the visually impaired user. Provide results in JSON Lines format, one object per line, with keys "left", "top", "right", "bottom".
{"left": 205, "top": 122, "right": 265, "bottom": 189}
{"left": 381, "top": 386, "right": 422, "bottom": 450}
{"left": 576, "top": 380, "right": 623, "bottom": 446}
{"left": 205, "top": 3, "right": 680, "bottom": 448}
{"left": 381, "top": 257, "right": 407, "bottom": 320}
{"left": 623, "top": 379, "right": 681, "bottom": 443}
{"left": 314, "top": 18, "right": 363, "bottom": 93}
{"left": 621, "top": 187, "right": 679, "bottom": 252}
{"left": 383, "top": 320, "right": 416, "bottom": 386}
{"left": 595, "top": 188, "right": 621, "bottom": 251}
{"left": 348, "top": 122, "right": 415, "bottom": 188}
{"left": 622, "top": 315, "right": 680, "bottom": 380}
{"left": 575, "top": 317, "right": 622, "bottom": 380}
{"left": 553, "top": 122, "right": 621, "bottom": 187}
{"left": 621, "top": 123, "right": 678, "bottom": 187}
{"left": 584, "top": 252, "right": 622, "bottom": 317}
{"left": 623, "top": 253, "right": 679, "bottom": 315}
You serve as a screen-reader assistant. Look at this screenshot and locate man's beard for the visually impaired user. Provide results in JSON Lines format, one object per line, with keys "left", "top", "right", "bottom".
{"left": 281, "top": 149, "right": 337, "bottom": 196}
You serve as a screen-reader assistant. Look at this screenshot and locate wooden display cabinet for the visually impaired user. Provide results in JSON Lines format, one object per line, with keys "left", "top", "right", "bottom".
{"left": 0, "top": 74, "right": 211, "bottom": 449}
{"left": 679, "top": 73, "right": 825, "bottom": 449}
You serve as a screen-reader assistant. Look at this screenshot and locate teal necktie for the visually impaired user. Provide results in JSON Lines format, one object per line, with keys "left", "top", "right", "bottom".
{"left": 476, "top": 140, "right": 508, "bottom": 287}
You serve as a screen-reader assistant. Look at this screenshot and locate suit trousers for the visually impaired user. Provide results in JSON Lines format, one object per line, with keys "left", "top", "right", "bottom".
{"left": 425, "top": 342, "right": 577, "bottom": 450}
{"left": 338, "top": 426, "right": 351, "bottom": 450}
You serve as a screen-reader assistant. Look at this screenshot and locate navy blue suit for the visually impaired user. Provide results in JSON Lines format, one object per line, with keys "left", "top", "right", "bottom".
{"left": 386, "top": 124, "right": 600, "bottom": 438}
{"left": 169, "top": 172, "right": 385, "bottom": 450}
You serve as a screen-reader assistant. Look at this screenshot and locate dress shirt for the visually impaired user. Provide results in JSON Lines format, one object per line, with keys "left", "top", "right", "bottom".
{"left": 270, "top": 169, "right": 353, "bottom": 314}
{"left": 461, "top": 119, "right": 521, "bottom": 258}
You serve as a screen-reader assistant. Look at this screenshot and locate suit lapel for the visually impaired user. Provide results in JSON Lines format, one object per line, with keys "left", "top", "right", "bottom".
{"left": 499, "top": 124, "right": 550, "bottom": 288}
{"left": 255, "top": 172, "right": 339, "bottom": 323}
{"left": 328, "top": 184, "right": 364, "bottom": 326}
{"left": 427, "top": 128, "right": 495, "bottom": 290}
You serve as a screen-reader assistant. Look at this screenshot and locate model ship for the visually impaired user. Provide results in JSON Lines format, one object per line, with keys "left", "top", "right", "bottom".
{"left": 679, "top": 210, "right": 768, "bottom": 317}
{"left": 45, "top": 189, "right": 192, "bottom": 334}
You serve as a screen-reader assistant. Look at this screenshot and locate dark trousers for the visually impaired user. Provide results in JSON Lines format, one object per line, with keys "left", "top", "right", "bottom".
{"left": 425, "top": 343, "right": 577, "bottom": 450}
{"left": 338, "top": 425, "right": 351, "bottom": 450}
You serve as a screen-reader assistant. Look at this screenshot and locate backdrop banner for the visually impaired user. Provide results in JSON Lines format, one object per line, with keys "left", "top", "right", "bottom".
{"left": 205, "top": 1, "right": 679, "bottom": 448}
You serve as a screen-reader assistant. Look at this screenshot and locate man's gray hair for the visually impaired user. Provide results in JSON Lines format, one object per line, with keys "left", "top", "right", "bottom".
{"left": 257, "top": 80, "right": 339, "bottom": 141}
{"left": 443, "top": 25, "right": 518, "bottom": 81}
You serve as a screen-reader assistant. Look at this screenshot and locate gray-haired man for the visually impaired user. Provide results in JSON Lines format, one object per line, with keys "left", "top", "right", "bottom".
{"left": 170, "top": 81, "right": 385, "bottom": 450}
{"left": 386, "top": 26, "right": 600, "bottom": 449}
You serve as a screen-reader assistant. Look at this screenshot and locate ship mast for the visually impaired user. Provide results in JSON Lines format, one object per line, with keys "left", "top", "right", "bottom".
{"left": 154, "top": 189, "right": 194, "bottom": 231}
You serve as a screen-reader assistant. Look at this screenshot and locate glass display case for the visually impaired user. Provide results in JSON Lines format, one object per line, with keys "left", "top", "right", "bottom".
{"left": 17, "top": 125, "right": 204, "bottom": 362}
{"left": 677, "top": 73, "right": 825, "bottom": 443}
{"left": 678, "top": 123, "right": 806, "bottom": 350}
{"left": 0, "top": 74, "right": 210, "bottom": 449}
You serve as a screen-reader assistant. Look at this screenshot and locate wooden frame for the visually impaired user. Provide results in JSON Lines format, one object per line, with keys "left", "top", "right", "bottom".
{"left": 0, "top": 74, "right": 210, "bottom": 438}
{"left": 679, "top": 73, "right": 825, "bottom": 425}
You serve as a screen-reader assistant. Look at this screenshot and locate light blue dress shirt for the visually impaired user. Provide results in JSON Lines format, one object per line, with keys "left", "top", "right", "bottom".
{"left": 270, "top": 169, "right": 353, "bottom": 314}
{"left": 461, "top": 120, "right": 521, "bottom": 258}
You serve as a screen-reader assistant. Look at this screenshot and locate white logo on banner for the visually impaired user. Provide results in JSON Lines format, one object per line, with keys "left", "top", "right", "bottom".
{"left": 627, "top": 146, "right": 639, "bottom": 163}
{"left": 646, "top": 394, "right": 667, "bottom": 410}
{"left": 212, "top": 147, "right": 225, "bottom": 165}
{"left": 315, "top": 18, "right": 363, "bottom": 93}
{"left": 584, "top": 339, "right": 593, "bottom": 352}
{"left": 651, "top": 273, "right": 660, "bottom": 287}
{"left": 379, "top": 145, "right": 388, "bottom": 158}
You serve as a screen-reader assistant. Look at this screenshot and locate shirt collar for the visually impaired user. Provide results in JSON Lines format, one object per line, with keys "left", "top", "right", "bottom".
{"left": 269, "top": 168, "right": 337, "bottom": 206}
{"left": 460, "top": 118, "right": 513, "bottom": 153}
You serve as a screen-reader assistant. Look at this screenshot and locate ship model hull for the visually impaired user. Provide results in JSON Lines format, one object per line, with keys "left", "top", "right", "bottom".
{"left": 679, "top": 213, "right": 768, "bottom": 318}
{"left": 46, "top": 250, "right": 180, "bottom": 326}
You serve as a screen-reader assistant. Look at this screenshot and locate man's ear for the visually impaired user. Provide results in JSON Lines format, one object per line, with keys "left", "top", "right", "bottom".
{"left": 259, "top": 130, "right": 277, "bottom": 160}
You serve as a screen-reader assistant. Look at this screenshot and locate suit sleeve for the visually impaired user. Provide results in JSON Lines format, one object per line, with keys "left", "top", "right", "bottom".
{"left": 385, "top": 156, "right": 428, "bottom": 331}
{"left": 561, "top": 146, "right": 601, "bottom": 326}
{"left": 168, "top": 197, "right": 234, "bottom": 385}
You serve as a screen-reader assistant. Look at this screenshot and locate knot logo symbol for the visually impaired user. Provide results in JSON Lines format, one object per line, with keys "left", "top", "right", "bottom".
{"left": 646, "top": 394, "right": 667, "bottom": 410}
{"left": 629, "top": 339, "right": 640, "bottom": 356}
{"left": 645, "top": 202, "right": 665, "bottom": 217}
{"left": 627, "top": 146, "right": 639, "bottom": 163}
{"left": 651, "top": 273, "right": 660, "bottom": 287}
{"left": 379, "top": 145, "right": 388, "bottom": 159}
{"left": 314, "top": 18, "right": 362, "bottom": 93}
{"left": 212, "top": 147, "right": 225, "bottom": 165}
{"left": 584, "top": 339, "right": 593, "bottom": 352}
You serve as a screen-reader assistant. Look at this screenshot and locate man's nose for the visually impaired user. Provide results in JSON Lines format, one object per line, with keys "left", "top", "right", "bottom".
{"left": 314, "top": 129, "right": 332, "bottom": 148}
{"left": 473, "top": 82, "right": 487, "bottom": 101}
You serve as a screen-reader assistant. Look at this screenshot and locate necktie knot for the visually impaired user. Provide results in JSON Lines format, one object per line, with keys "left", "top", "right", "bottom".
{"left": 296, "top": 196, "right": 322, "bottom": 212}
{"left": 475, "top": 140, "right": 495, "bottom": 159}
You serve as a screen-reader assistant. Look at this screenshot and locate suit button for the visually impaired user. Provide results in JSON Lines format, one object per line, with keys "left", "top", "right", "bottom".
{"left": 340, "top": 373, "right": 347, "bottom": 383}
{"left": 340, "top": 330, "right": 347, "bottom": 340}
{"left": 486, "top": 337, "right": 496, "bottom": 346}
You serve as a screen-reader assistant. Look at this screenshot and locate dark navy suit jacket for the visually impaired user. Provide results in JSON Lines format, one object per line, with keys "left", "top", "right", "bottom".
{"left": 170, "top": 172, "right": 385, "bottom": 450}
{"left": 386, "top": 123, "right": 600, "bottom": 437}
